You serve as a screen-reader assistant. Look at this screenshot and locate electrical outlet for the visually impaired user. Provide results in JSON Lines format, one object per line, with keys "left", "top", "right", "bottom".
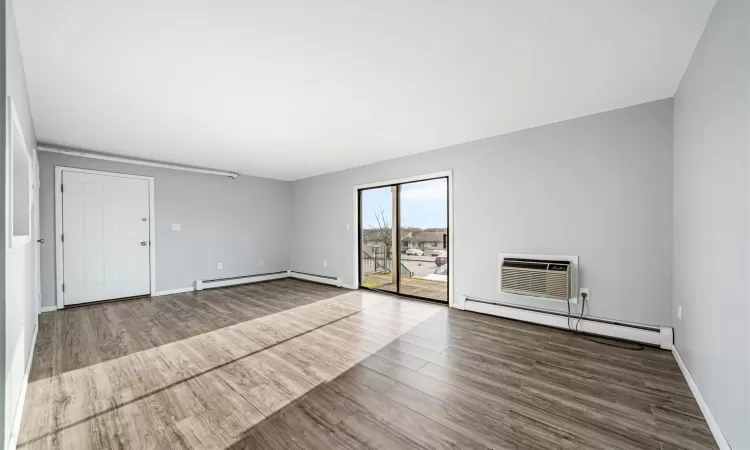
{"left": 677, "top": 305, "right": 682, "bottom": 320}
{"left": 323, "top": 260, "right": 328, "bottom": 267}
{"left": 217, "top": 263, "right": 223, "bottom": 270}
{"left": 172, "top": 224, "right": 181, "bottom": 231}
{"left": 260, "top": 260, "right": 264, "bottom": 266}
{"left": 579, "top": 288, "right": 589, "bottom": 301}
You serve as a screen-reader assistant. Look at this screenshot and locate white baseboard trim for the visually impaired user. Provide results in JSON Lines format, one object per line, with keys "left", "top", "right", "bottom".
{"left": 39, "top": 305, "right": 57, "bottom": 313}
{"left": 672, "top": 346, "right": 731, "bottom": 450}
{"left": 342, "top": 284, "right": 358, "bottom": 290}
{"left": 287, "top": 271, "right": 343, "bottom": 287}
{"left": 153, "top": 287, "right": 195, "bottom": 296}
{"left": 7, "top": 322, "right": 38, "bottom": 450}
{"left": 195, "top": 271, "right": 288, "bottom": 291}
{"left": 464, "top": 298, "right": 673, "bottom": 349}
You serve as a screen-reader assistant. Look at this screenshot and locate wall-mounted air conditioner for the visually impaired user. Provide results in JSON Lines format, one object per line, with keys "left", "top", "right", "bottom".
{"left": 498, "top": 253, "right": 579, "bottom": 304}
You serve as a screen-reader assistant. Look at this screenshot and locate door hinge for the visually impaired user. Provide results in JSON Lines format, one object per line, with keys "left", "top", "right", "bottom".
{"left": 61, "top": 234, "right": 64, "bottom": 242}
{"left": 61, "top": 184, "right": 64, "bottom": 192}
{"left": 62, "top": 284, "right": 65, "bottom": 292}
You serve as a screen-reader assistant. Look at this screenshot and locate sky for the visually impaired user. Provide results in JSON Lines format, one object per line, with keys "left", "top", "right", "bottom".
{"left": 361, "top": 178, "right": 447, "bottom": 229}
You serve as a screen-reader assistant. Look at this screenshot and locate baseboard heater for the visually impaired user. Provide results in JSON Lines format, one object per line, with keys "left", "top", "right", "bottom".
{"left": 194, "top": 270, "right": 343, "bottom": 291}
{"left": 195, "top": 271, "right": 288, "bottom": 290}
{"left": 463, "top": 296, "right": 673, "bottom": 349}
{"left": 287, "top": 270, "right": 344, "bottom": 287}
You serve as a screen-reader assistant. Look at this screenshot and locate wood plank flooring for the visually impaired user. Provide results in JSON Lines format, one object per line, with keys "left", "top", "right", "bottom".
{"left": 18, "top": 279, "right": 716, "bottom": 449}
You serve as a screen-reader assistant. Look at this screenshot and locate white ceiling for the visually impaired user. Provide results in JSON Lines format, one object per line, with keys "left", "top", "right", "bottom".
{"left": 15, "top": 0, "right": 715, "bottom": 181}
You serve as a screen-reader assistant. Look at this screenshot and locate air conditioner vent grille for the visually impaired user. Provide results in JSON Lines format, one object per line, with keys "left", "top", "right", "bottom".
{"left": 501, "top": 258, "right": 570, "bottom": 300}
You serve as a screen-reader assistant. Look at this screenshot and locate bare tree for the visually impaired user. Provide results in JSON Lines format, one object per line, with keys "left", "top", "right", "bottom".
{"left": 367, "top": 202, "right": 392, "bottom": 248}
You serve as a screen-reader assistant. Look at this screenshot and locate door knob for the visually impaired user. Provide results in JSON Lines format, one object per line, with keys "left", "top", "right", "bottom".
{"left": 37, "top": 239, "right": 44, "bottom": 243}
{"left": 140, "top": 241, "right": 148, "bottom": 246}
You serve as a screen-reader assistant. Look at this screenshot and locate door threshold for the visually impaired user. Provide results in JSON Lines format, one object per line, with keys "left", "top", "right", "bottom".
{"left": 358, "top": 286, "right": 448, "bottom": 305}
{"left": 64, "top": 294, "right": 151, "bottom": 309}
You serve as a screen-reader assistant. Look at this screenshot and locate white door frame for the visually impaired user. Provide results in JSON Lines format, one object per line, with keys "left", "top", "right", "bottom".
{"left": 54, "top": 166, "right": 156, "bottom": 309}
{"left": 352, "top": 170, "right": 455, "bottom": 308}
{"left": 33, "top": 149, "right": 41, "bottom": 313}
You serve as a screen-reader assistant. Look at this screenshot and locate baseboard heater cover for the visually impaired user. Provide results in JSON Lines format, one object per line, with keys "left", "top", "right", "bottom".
{"left": 195, "top": 271, "right": 288, "bottom": 290}
{"left": 287, "top": 270, "right": 344, "bottom": 287}
{"left": 194, "top": 271, "right": 344, "bottom": 291}
{"left": 464, "top": 297, "right": 673, "bottom": 349}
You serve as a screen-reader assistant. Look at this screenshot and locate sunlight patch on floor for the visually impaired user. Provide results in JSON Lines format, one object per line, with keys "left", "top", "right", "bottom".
{"left": 17, "top": 290, "right": 443, "bottom": 449}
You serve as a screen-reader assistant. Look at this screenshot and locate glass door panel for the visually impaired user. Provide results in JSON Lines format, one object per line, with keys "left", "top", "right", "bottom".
{"left": 359, "top": 186, "right": 397, "bottom": 293}
{"left": 398, "top": 178, "right": 448, "bottom": 302}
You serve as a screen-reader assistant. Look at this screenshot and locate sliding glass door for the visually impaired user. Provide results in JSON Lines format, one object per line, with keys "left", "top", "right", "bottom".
{"left": 359, "top": 177, "right": 448, "bottom": 302}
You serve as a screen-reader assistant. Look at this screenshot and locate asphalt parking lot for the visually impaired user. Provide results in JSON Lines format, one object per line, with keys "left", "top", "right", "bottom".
{"left": 402, "top": 258, "right": 441, "bottom": 278}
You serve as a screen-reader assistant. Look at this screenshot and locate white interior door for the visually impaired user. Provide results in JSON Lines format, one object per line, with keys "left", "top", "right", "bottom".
{"left": 62, "top": 170, "right": 151, "bottom": 306}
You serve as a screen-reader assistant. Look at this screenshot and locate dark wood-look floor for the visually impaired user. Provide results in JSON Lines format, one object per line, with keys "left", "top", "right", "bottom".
{"left": 18, "top": 279, "right": 716, "bottom": 450}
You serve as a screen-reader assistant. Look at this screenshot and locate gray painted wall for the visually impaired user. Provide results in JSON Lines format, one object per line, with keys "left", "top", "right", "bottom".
{"left": 38, "top": 152, "right": 292, "bottom": 308}
{"left": 4, "top": 1, "right": 37, "bottom": 446}
{"left": 673, "top": 0, "right": 749, "bottom": 447}
{"left": 1, "top": 0, "right": 6, "bottom": 443}
{"left": 291, "top": 99, "right": 674, "bottom": 326}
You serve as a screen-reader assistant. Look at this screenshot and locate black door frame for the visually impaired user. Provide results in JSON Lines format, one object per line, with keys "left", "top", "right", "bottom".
{"left": 357, "top": 176, "right": 449, "bottom": 303}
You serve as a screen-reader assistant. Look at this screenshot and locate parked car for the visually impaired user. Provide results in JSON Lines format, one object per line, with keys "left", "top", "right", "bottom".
{"left": 435, "top": 250, "right": 448, "bottom": 266}
{"left": 430, "top": 249, "right": 442, "bottom": 257}
{"left": 406, "top": 248, "right": 424, "bottom": 256}
{"left": 424, "top": 264, "right": 448, "bottom": 282}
